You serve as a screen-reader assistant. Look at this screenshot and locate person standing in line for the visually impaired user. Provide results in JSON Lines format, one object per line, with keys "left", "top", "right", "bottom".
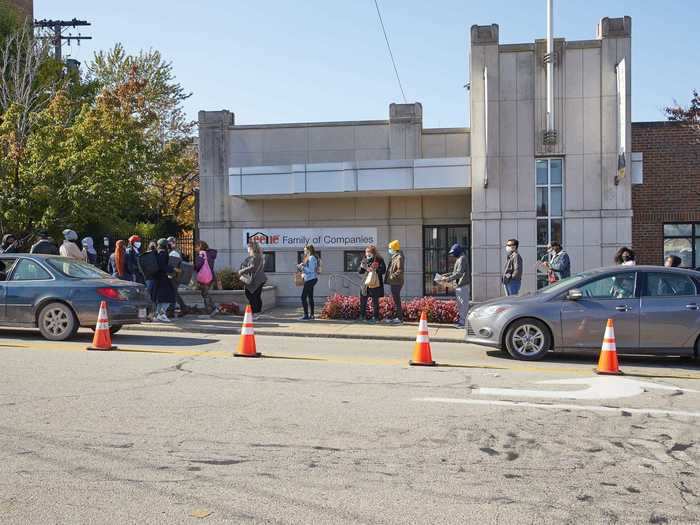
{"left": 108, "top": 240, "right": 128, "bottom": 279}
{"left": 438, "top": 244, "right": 470, "bottom": 328}
{"left": 153, "top": 238, "right": 175, "bottom": 322}
{"left": 59, "top": 230, "right": 84, "bottom": 260}
{"left": 166, "top": 236, "right": 191, "bottom": 316}
{"left": 0, "top": 234, "right": 18, "bottom": 254}
{"left": 145, "top": 241, "right": 158, "bottom": 303}
{"left": 297, "top": 244, "right": 319, "bottom": 320}
{"left": 384, "top": 240, "right": 405, "bottom": 324}
{"left": 237, "top": 241, "right": 266, "bottom": 314}
{"left": 614, "top": 247, "right": 636, "bottom": 266}
{"left": 664, "top": 255, "right": 682, "bottom": 268}
{"left": 81, "top": 237, "right": 98, "bottom": 265}
{"left": 125, "top": 235, "right": 144, "bottom": 283}
{"left": 30, "top": 231, "right": 59, "bottom": 255}
{"left": 502, "top": 239, "right": 523, "bottom": 296}
{"left": 544, "top": 242, "right": 570, "bottom": 282}
{"left": 358, "top": 245, "right": 386, "bottom": 323}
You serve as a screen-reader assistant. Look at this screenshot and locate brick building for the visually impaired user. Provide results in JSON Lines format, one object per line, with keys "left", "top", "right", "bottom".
{"left": 632, "top": 121, "right": 700, "bottom": 268}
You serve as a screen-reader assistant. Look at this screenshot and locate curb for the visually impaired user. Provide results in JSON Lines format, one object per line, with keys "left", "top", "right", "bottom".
{"left": 121, "top": 323, "right": 466, "bottom": 344}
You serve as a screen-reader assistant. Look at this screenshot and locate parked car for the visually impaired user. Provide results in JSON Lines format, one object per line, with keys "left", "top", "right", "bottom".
{"left": 466, "top": 266, "right": 700, "bottom": 360}
{"left": 0, "top": 254, "right": 152, "bottom": 341}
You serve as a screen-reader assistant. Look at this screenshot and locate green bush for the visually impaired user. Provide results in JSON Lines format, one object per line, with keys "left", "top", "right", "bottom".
{"left": 217, "top": 267, "right": 244, "bottom": 290}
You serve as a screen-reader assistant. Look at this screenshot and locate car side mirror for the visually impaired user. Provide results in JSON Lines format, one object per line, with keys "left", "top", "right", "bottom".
{"left": 567, "top": 289, "right": 583, "bottom": 301}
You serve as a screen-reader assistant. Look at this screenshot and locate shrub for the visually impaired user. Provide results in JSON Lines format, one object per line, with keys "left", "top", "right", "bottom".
{"left": 320, "top": 294, "right": 459, "bottom": 324}
{"left": 217, "top": 267, "right": 244, "bottom": 290}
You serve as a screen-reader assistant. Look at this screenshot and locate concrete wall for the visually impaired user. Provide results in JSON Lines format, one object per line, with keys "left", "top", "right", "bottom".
{"left": 469, "top": 17, "right": 633, "bottom": 301}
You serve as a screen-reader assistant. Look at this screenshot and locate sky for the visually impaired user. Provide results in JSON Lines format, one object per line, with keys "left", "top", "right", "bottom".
{"left": 35, "top": 0, "right": 699, "bottom": 128}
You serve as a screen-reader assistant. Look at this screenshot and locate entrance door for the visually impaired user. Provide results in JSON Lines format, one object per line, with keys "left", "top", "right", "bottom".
{"left": 423, "top": 226, "right": 470, "bottom": 296}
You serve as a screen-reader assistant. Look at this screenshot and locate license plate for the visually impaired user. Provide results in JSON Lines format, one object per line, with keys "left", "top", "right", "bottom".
{"left": 138, "top": 308, "right": 147, "bottom": 319}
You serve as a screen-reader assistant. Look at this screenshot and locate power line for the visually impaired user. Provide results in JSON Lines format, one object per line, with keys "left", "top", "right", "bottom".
{"left": 372, "top": 0, "right": 407, "bottom": 103}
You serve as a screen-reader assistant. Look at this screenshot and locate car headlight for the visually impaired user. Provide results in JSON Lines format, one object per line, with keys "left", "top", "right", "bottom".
{"left": 472, "top": 305, "right": 511, "bottom": 319}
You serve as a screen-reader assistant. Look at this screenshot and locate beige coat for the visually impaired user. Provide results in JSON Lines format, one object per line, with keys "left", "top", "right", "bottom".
{"left": 60, "top": 240, "right": 84, "bottom": 260}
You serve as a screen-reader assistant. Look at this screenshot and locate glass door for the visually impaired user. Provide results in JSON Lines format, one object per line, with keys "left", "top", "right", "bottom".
{"left": 423, "top": 225, "right": 470, "bottom": 296}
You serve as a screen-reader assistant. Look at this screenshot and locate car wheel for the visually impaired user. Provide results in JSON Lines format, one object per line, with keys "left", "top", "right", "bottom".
{"left": 38, "top": 302, "right": 78, "bottom": 341}
{"left": 504, "top": 318, "right": 552, "bottom": 361}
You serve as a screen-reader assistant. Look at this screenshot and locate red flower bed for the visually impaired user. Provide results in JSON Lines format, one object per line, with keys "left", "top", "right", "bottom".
{"left": 320, "top": 294, "right": 459, "bottom": 324}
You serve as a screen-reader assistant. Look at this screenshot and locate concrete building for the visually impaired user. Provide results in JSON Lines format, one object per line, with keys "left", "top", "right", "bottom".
{"left": 198, "top": 15, "right": 636, "bottom": 303}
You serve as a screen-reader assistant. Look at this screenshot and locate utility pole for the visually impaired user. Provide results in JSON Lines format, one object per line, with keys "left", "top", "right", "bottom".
{"left": 33, "top": 18, "right": 92, "bottom": 62}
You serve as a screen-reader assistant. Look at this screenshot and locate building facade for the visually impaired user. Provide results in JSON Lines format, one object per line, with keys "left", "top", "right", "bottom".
{"left": 198, "top": 16, "right": 636, "bottom": 303}
{"left": 632, "top": 121, "right": 700, "bottom": 268}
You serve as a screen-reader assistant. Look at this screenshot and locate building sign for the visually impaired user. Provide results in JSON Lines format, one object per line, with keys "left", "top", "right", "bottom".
{"left": 242, "top": 228, "right": 377, "bottom": 249}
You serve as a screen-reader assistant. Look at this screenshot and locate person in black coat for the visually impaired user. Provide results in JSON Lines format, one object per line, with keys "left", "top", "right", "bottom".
{"left": 29, "top": 231, "right": 59, "bottom": 255}
{"left": 358, "top": 245, "right": 386, "bottom": 323}
{"left": 153, "top": 238, "right": 175, "bottom": 322}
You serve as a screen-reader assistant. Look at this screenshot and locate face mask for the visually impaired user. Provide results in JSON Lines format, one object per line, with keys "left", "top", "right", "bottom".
{"left": 388, "top": 249, "right": 394, "bottom": 255}
{"left": 506, "top": 246, "right": 513, "bottom": 253}
{"left": 134, "top": 242, "right": 141, "bottom": 249}
{"left": 622, "top": 254, "right": 630, "bottom": 261}
{"left": 366, "top": 254, "right": 373, "bottom": 260}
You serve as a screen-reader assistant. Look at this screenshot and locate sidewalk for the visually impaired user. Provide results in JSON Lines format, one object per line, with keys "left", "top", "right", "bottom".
{"left": 122, "top": 306, "right": 467, "bottom": 343}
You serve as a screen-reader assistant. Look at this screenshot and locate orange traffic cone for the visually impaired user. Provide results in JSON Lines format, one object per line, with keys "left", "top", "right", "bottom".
{"left": 595, "top": 319, "right": 623, "bottom": 375}
{"left": 87, "top": 301, "right": 117, "bottom": 351}
{"left": 234, "top": 305, "right": 261, "bottom": 358}
{"left": 410, "top": 311, "right": 436, "bottom": 366}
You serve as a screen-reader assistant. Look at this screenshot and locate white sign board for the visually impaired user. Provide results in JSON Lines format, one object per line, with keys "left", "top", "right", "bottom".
{"left": 242, "top": 228, "right": 377, "bottom": 250}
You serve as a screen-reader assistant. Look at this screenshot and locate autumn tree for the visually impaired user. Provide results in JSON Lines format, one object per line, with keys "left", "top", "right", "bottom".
{"left": 665, "top": 89, "right": 700, "bottom": 142}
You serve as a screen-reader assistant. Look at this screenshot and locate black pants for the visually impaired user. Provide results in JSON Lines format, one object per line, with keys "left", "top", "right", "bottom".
{"left": 390, "top": 284, "right": 403, "bottom": 321}
{"left": 301, "top": 278, "right": 318, "bottom": 317}
{"left": 360, "top": 294, "right": 380, "bottom": 321}
{"left": 245, "top": 283, "right": 265, "bottom": 314}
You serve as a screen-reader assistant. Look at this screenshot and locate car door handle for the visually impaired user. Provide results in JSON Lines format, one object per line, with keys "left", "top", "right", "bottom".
{"left": 615, "top": 305, "right": 632, "bottom": 312}
{"left": 686, "top": 304, "right": 700, "bottom": 311}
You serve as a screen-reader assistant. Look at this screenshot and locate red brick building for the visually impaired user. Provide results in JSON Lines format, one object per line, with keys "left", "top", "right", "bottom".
{"left": 632, "top": 121, "right": 700, "bottom": 268}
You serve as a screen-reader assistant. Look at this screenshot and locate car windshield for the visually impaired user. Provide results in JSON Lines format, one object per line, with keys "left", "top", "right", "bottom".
{"left": 537, "top": 271, "right": 599, "bottom": 295}
{"left": 47, "top": 258, "right": 111, "bottom": 279}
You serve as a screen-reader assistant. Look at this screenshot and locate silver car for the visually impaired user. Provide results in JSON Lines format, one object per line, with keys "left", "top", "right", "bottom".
{"left": 466, "top": 266, "right": 700, "bottom": 360}
{"left": 0, "top": 254, "right": 152, "bottom": 341}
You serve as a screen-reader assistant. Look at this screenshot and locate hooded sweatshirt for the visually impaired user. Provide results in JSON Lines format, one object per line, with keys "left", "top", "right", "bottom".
{"left": 82, "top": 237, "right": 98, "bottom": 265}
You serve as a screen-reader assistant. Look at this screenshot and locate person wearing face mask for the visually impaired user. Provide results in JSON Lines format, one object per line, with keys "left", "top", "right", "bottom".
{"left": 502, "top": 239, "right": 523, "bottom": 296}
{"left": 543, "top": 242, "right": 570, "bottom": 282}
{"left": 59, "top": 230, "right": 84, "bottom": 260}
{"left": 237, "top": 241, "right": 266, "bottom": 314}
{"left": 126, "top": 235, "right": 145, "bottom": 283}
{"left": 296, "top": 244, "right": 319, "bottom": 320}
{"left": 384, "top": 240, "right": 405, "bottom": 324}
{"left": 664, "top": 255, "right": 682, "bottom": 268}
{"left": 614, "top": 247, "right": 636, "bottom": 266}
{"left": 437, "top": 244, "right": 470, "bottom": 328}
{"left": 358, "top": 245, "right": 386, "bottom": 323}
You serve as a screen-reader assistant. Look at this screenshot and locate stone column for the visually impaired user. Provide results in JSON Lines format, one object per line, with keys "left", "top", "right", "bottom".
{"left": 389, "top": 103, "right": 422, "bottom": 160}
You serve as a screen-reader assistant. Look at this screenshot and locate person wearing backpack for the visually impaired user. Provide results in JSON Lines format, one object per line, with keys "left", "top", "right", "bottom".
{"left": 237, "top": 241, "right": 267, "bottom": 314}
{"left": 194, "top": 241, "right": 218, "bottom": 314}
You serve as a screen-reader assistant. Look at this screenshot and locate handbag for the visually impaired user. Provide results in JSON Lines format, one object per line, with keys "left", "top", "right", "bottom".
{"left": 196, "top": 251, "right": 214, "bottom": 285}
{"left": 294, "top": 272, "right": 305, "bottom": 287}
{"left": 365, "top": 269, "right": 380, "bottom": 288}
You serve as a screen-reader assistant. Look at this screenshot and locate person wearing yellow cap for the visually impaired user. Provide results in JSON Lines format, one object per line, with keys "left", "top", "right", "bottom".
{"left": 384, "top": 240, "right": 405, "bottom": 324}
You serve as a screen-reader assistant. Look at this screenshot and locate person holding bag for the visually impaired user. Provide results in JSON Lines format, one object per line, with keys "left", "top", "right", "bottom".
{"left": 238, "top": 241, "right": 267, "bottom": 314}
{"left": 296, "top": 244, "right": 319, "bottom": 320}
{"left": 358, "top": 245, "right": 386, "bottom": 323}
{"left": 194, "top": 240, "right": 218, "bottom": 314}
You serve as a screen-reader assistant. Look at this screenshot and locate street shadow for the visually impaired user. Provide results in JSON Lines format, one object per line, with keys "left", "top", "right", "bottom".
{"left": 0, "top": 328, "right": 217, "bottom": 348}
{"left": 485, "top": 349, "right": 700, "bottom": 373}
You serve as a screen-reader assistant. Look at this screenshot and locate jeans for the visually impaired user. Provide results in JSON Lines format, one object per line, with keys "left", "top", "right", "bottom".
{"left": 360, "top": 294, "right": 380, "bottom": 321}
{"left": 455, "top": 286, "right": 470, "bottom": 327}
{"left": 245, "top": 283, "right": 264, "bottom": 314}
{"left": 389, "top": 284, "right": 403, "bottom": 321}
{"left": 504, "top": 279, "right": 522, "bottom": 296}
{"left": 156, "top": 303, "right": 169, "bottom": 317}
{"left": 301, "top": 278, "right": 318, "bottom": 317}
{"left": 198, "top": 282, "right": 215, "bottom": 313}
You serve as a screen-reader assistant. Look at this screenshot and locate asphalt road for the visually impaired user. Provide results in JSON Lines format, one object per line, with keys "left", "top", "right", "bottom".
{"left": 1, "top": 329, "right": 699, "bottom": 524}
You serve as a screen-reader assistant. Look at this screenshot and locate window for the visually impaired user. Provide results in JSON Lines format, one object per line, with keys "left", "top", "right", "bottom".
{"left": 536, "top": 158, "right": 564, "bottom": 289}
{"left": 10, "top": 259, "right": 52, "bottom": 281}
{"left": 0, "top": 258, "right": 18, "bottom": 281}
{"left": 423, "top": 226, "right": 470, "bottom": 296}
{"left": 344, "top": 251, "right": 364, "bottom": 272}
{"left": 663, "top": 223, "right": 699, "bottom": 269}
{"left": 263, "top": 252, "right": 276, "bottom": 273}
{"left": 644, "top": 272, "right": 697, "bottom": 297}
{"left": 579, "top": 272, "right": 636, "bottom": 299}
{"left": 47, "top": 258, "right": 110, "bottom": 279}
